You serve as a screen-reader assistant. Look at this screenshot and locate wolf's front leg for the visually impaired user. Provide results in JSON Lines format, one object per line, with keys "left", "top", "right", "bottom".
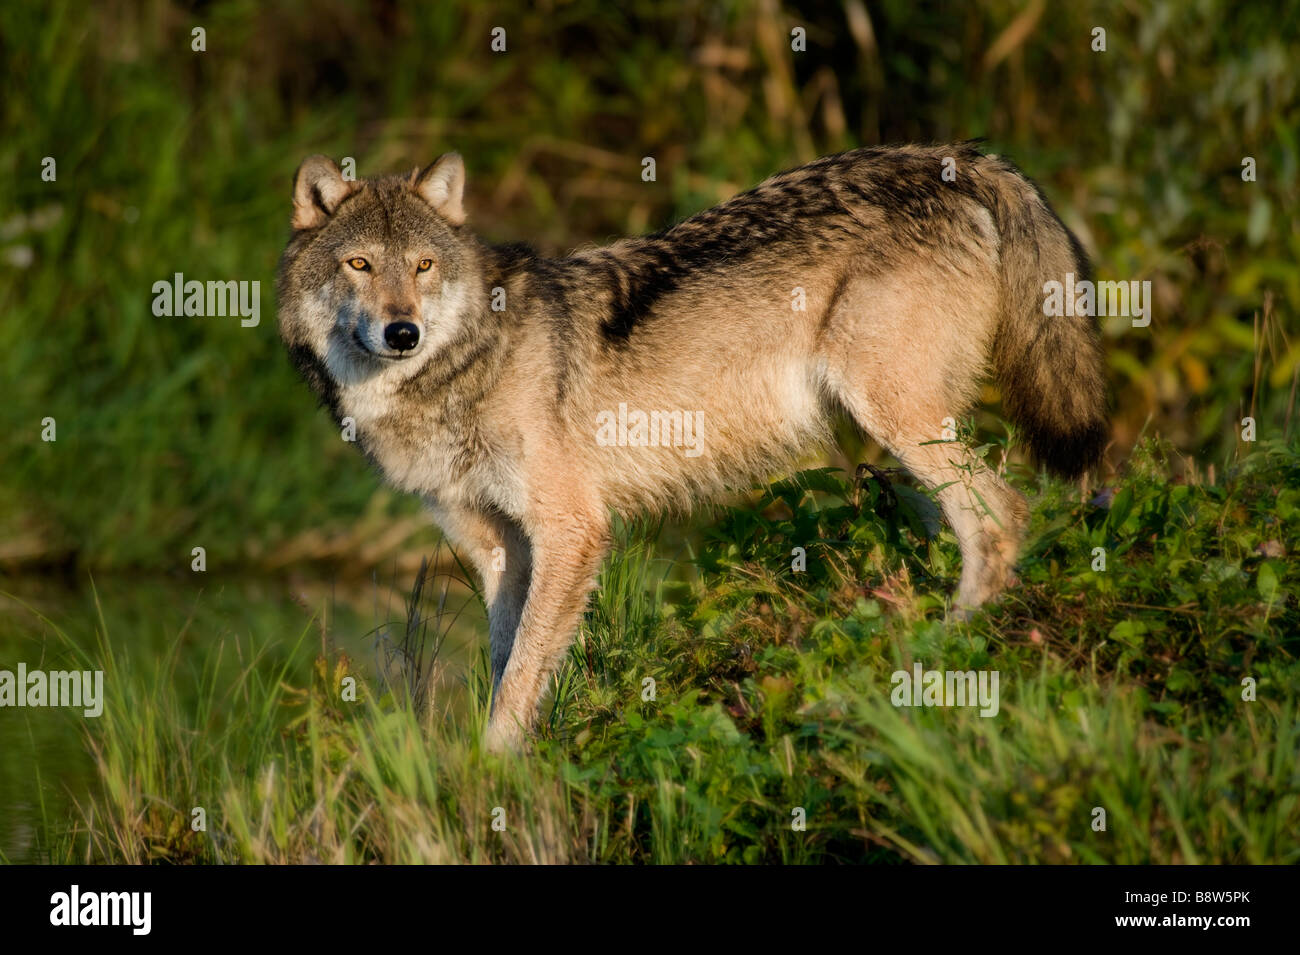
{"left": 485, "top": 515, "right": 610, "bottom": 752}
{"left": 426, "top": 502, "right": 533, "bottom": 705}
{"left": 481, "top": 520, "right": 533, "bottom": 689}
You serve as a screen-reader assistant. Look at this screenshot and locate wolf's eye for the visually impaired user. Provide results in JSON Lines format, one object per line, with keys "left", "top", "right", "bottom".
{"left": 346, "top": 257, "right": 370, "bottom": 271}
{"left": 417, "top": 258, "right": 434, "bottom": 273}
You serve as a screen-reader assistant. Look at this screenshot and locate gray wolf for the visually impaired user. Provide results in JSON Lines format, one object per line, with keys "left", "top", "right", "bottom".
{"left": 276, "top": 142, "right": 1107, "bottom": 750}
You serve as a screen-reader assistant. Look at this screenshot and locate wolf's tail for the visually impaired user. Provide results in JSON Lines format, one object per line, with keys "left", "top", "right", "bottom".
{"left": 972, "top": 154, "right": 1109, "bottom": 478}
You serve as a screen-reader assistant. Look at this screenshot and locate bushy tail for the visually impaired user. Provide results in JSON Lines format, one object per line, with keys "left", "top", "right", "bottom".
{"left": 975, "top": 155, "right": 1109, "bottom": 478}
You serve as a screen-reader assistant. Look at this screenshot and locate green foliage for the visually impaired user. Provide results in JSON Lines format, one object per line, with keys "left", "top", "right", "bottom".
{"left": 34, "top": 440, "right": 1300, "bottom": 864}
{"left": 1, "top": 0, "right": 1296, "bottom": 572}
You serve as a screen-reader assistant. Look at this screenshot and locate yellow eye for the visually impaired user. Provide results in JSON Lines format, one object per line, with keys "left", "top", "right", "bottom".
{"left": 347, "top": 257, "right": 370, "bottom": 271}
{"left": 417, "top": 258, "right": 434, "bottom": 273}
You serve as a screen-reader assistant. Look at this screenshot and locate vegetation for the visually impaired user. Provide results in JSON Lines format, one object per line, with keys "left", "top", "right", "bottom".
{"left": 2, "top": 0, "right": 1295, "bottom": 572}
{"left": 22, "top": 438, "right": 1299, "bottom": 864}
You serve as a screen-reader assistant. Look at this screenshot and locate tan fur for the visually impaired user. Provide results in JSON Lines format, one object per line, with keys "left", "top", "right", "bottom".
{"left": 277, "top": 143, "right": 1106, "bottom": 750}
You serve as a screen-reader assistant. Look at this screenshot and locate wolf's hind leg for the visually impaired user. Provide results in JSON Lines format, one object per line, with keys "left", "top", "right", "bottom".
{"left": 822, "top": 274, "right": 1023, "bottom": 610}
{"left": 838, "top": 397, "right": 1027, "bottom": 610}
{"left": 892, "top": 438, "right": 1028, "bottom": 610}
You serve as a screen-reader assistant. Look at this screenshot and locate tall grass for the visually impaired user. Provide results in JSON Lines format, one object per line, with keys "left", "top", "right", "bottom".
{"left": 36, "top": 441, "right": 1300, "bottom": 864}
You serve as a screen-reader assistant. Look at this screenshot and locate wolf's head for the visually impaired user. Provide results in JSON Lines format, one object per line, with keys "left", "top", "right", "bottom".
{"left": 276, "top": 153, "right": 481, "bottom": 405}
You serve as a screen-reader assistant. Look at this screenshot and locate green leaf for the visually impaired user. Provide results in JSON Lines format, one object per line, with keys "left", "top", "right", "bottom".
{"left": 1107, "top": 619, "right": 1148, "bottom": 647}
{"left": 1257, "top": 562, "right": 1279, "bottom": 600}
{"left": 1107, "top": 486, "right": 1135, "bottom": 532}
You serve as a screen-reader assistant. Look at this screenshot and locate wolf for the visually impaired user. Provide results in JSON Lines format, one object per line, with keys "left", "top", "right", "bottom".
{"left": 276, "top": 142, "right": 1107, "bottom": 751}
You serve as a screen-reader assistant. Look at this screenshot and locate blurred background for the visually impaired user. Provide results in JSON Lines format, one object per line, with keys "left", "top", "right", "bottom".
{"left": 1, "top": 0, "right": 1296, "bottom": 581}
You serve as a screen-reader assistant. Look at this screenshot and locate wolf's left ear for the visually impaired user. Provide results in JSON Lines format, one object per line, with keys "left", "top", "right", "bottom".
{"left": 413, "top": 153, "right": 466, "bottom": 225}
{"left": 292, "top": 155, "right": 355, "bottom": 230}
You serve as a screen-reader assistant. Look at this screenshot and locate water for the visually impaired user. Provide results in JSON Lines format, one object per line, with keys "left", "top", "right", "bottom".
{"left": 0, "top": 570, "right": 484, "bottom": 863}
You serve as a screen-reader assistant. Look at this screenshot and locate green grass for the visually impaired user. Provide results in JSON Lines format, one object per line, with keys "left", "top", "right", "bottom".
{"left": 33, "top": 439, "right": 1299, "bottom": 864}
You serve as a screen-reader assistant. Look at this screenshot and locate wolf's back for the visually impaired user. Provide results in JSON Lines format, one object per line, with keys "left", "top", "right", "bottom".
{"left": 970, "top": 154, "right": 1109, "bottom": 478}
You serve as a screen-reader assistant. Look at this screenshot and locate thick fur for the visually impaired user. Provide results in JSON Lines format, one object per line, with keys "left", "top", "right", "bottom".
{"left": 276, "top": 142, "right": 1107, "bottom": 750}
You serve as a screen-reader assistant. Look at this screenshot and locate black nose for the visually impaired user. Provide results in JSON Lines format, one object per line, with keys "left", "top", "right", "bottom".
{"left": 384, "top": 321, "right": 420, "bottom": 351}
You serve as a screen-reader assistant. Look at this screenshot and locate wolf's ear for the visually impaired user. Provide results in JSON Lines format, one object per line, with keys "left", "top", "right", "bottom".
{"left": 412, "top": 153, "right": 466, "bottom": 225}
{"left": 292, "top": 155, "right": 354, "bottom": 230}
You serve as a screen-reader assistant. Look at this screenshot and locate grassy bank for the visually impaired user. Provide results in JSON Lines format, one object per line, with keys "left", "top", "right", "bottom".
{"left": 26, "top": 439, "right": 1299, "bottom": 864}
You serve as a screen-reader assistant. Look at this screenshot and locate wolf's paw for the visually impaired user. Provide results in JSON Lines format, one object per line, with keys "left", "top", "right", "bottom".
{"left": 948, "top": 604, "right": 977, "bottom": 624}
{"left": 483, "top": 718, "right": 527, "bottom": 756}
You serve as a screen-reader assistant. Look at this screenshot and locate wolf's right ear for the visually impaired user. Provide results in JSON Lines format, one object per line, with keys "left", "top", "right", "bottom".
{"left": 291, "top": 155, "right": 355, "bottom": 230}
